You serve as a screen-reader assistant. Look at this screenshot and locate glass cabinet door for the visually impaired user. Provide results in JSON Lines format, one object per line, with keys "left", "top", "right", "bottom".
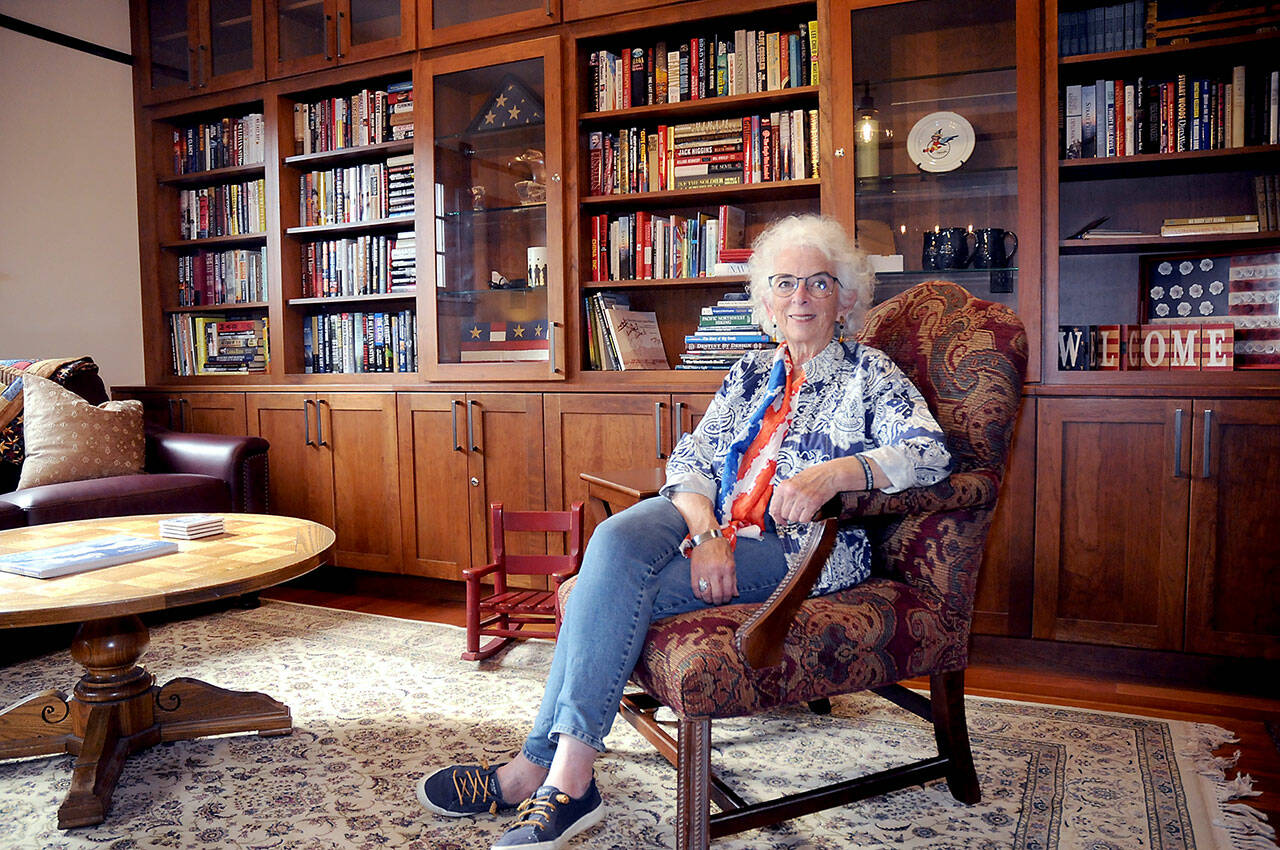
{"left": 202, "top": 0, "right": 263, "bottom": 89}
{"left": 420, "top": 37, "right": 565, "bottom": 380}
{"left": 269, "top": 0, "right": 413, "bottom": 78}
{"left": 833, "top": 0, "right": 1041, "bottom": 377}
{"left": 344, "top": 0, "right": 415, "bottom": 62}
{"left": 420, "top": 0, "right": 559, "bottom": 48}
{"left": 145, "top": 0, "right": 194, "bottom": 97}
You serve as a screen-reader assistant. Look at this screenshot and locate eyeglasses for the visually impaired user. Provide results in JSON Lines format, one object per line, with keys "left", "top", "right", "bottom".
{"left": 768, "top": 272, "right": 840, "bottom": 298}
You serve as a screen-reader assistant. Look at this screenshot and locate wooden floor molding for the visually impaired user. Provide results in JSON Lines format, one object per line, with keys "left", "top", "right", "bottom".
{"left": 264, "top": 567, "right": 1276, "bottom": 831}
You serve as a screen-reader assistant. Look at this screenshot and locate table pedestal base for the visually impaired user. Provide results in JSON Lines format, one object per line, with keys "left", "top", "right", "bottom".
{"left": 0, "top": 614, "right": 291, "bottom": 829}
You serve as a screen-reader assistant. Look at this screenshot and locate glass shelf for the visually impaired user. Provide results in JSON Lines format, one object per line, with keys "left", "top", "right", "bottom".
{"left": 442, "top": 203, "right": 546, "bottom": 218}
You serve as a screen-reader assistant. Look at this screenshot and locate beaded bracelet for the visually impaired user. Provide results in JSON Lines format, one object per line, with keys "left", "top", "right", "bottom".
{"left": 855, "top": 454, "right": 875, "bottom": 491}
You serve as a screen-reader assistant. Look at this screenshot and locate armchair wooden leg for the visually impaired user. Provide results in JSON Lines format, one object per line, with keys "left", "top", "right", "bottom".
{"left": 931, "top": 670, "right": 980, "bottom": 804}
{"left": 676, "top": 716, "right": 712, "bottom": 850}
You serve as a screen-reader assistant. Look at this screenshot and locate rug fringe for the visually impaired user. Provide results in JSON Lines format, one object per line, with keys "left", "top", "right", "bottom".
{"left": 1183, "top": 722, "right": 1280, "bottom": 850}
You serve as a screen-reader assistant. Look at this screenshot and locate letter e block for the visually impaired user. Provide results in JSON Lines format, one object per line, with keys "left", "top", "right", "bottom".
{"left": 1200, "top": 323, "right": 1234, "bottom": 371}
{"left": 1140, "top": 325, "right": 1170, "bottom": 369}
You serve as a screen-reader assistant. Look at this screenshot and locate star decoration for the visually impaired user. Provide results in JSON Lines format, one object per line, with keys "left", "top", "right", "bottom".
{"left": 534, "top": 323, "right": 544, "bottom": 337}
{"left": 483, "top": 110, "right": 495, "bottom": 125}
{"left": 508, "top": 105, "right": 521, "bottom": 121}
{"left": 512, "top": 325, "right": 525, "bottom": 338}
{"left": 495, "top": 93, "right": 508, "bottom": 107}
{"left": 469, "top": 325, "right": 482, "bottom": 339}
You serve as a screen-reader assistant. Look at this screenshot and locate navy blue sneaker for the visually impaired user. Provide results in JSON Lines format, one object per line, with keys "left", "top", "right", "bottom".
{"left": 416, "top": 761, "right": 516, "bottom": 817}
{"left": 491, "top": 780, "right": 604, "bottom": 850}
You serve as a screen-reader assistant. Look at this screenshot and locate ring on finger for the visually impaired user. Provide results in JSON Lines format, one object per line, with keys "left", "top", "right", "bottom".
{"left": 697, "top": 578, "right": 709, "bottom": 593}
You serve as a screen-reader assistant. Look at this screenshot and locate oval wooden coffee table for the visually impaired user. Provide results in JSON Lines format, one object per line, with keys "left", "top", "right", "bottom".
{"left": 0, "top": 513, "right": 335, "bottom": 829}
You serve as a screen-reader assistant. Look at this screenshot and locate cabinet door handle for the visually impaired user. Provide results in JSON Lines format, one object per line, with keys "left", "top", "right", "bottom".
{"left": 451, "top": 399, "right": 463, "bottom": 452}
{"left": 1202, "top": 409, "right": 1213, "bottom": 478}
{"left": 468, "top": 399, "right": 480, "bottom": 452}
{"left": 545, "top": 0, "right": 553, "bottom": 16}
{"left": 316, "top": 399, "right": 329, "bottom": 447}
{"left": 674, "top": 401, "right": 686, "bottom": 441}
{"left": 304, "top": 399, "right": 316, "bottom": 446}
{"left": 179, "top": 397, "right": 191, "bottom": 432}
{"left": 335, "top": 10, "right": 344, "bottom": 59}
{"left": 187, "top": 46, "right": 196, "bottom": 90}
{"left": 167, "top": 398, "right": 179, "bottom": 430}
{"left": 654, "top": 402, "right": 665, "bottom": 460}
{"left": 1172, "top": 408, "right": 1184, "bottom": 478}
{"left": 198, "top": 44, "right": 207, "bottom": 87}
{"left": 324, "top": 14, "right": 333, "bottom": 61}
{"left": 549, "top": 322, "right": 562, "bottom": 374}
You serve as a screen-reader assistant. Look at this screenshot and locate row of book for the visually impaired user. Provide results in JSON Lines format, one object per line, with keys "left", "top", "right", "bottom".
{"left": 1057, "top": 1, "right": 1146, "bottom": 58}
{"left": 1255, "top": 174, "right": 1280, "bottom": 232}
{"left": 299, "top": 154, "right": 413, "bottom": 227}
{"left": 291, "top": 80, "right": 413, "bottom": 155}
{"left": 587, "top": 203, "right": 745, "bottom": 282}
{"left": 301, "top": 232, "right": 417, "bottom": 299}
{"left": 170, "top": 315, "right": 269, "bottom": 375}
{"left": 304, "top": 310, "right": 418, "bottom": 373}
{"left": 587, "top": 20, "right": 819, "bottom": 112}
{"left": 172, "top": 113, "right": 265, "bottom": 174}
{"left": 177, "top": 248, "right": 267, "bottom": 307}
{"left": 584, "top": 292, "right": 669, "bottom": 370}
{"left": 678, "top": 292, "right": 772, "bottom": 371}
{"left": 178, "top": 178, "right": 267, "bottom": 240}
{"left": 1062, "top": 66, "right": 1280, "bottom": 159}
{"left": 588, "top": 109, "right": 818, "bottom": 196}
{"left": 1057, "top": 322, "right": 1278, "bottom": 371}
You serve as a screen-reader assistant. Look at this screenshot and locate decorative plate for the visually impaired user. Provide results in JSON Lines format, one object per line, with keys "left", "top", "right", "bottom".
{"left": 906, "top": 111, "right": 975, "bottom": 172}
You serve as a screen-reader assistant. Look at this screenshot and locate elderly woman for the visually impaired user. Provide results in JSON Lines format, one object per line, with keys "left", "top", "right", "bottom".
{"left": 417, "top": 214, "right": 952, "bottom": 850}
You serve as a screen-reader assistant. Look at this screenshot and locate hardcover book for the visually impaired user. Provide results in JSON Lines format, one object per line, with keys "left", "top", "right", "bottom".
{"left": 604, "top": 308, "right": 670, "bottom": 370}
{"left": 0, "top": 535, "right": 178, "bottom": 579}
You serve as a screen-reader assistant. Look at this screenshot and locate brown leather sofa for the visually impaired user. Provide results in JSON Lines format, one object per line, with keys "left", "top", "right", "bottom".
{"left": 0, "top": 366, "right": 267, "bottom": 529}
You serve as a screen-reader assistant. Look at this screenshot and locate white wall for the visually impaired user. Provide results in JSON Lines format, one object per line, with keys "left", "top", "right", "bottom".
{"left": 0, "top": 0, "right": 144, "bottom": 390}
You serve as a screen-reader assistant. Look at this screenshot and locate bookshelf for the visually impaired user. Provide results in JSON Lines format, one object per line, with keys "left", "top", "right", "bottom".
{"left": 573, "top": 3, "right": 823, "bottom": 375}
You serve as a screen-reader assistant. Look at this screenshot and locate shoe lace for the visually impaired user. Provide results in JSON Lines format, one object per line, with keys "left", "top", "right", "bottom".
{"left": 451, "top": 758, "right": 500, "bottom": 814}
{"left": 514, "top": 790, "right": 569, "bottom": 829}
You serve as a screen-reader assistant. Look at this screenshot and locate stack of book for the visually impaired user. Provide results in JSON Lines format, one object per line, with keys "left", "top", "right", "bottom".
{"left": 173, "top": 113, "right": 265, "bottom": 174}
{"left": 389, "top": 231, "right": 416, "bottom": 292}
{"left": 170, "top": 315, "right": 269, "bottom": 376}
{"left": 387, "top": 154, "right": 414, "bottom": 217}
{"left": 1062, "top": 64, "right": 1279, "bottom": 160}
{"left": 1057, "top": 2, "right": 1146, "bottom": 57}
{"left": 178, "top": 247, "right": 267, "bottom": 306}
{"left": 1160, "top": 215, "right": 1260, "bottom": 237}
{"left": 179, "top": 178, "right": 267, "bottom": 239}
{"left": 587, "top": 108, "right": 817, "bottom": 195}
{"left": 159, "top": 514, "right": 225, "bottom": 540}
{"left": 291, "top": 80, "right": 411, "bottom": 154}
{"left": 386, "top": 80, "right": 414, "bottom": 141}
{"left": 588, "top": 204, "right": 745, "bottom": 281}
{"left": 678, "top": 291, "right": 773, "bottom": 371}
{"left": 304, "top": 310, "right": 417, "bottom": 373}
{"left": 587, "top": 20, "right": 819, "bottom": 111}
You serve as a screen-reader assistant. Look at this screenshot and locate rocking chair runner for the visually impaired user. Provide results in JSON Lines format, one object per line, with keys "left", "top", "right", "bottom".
{"left": 578, "top": 281, "right": 1027, "bottom": 849}
{"left": 462, "top": 501, "right": 584, "bottom": 662}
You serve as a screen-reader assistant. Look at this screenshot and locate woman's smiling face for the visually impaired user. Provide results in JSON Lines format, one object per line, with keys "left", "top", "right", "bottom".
{"left": 765, "top": 244, "right": 843, "bottom": 362}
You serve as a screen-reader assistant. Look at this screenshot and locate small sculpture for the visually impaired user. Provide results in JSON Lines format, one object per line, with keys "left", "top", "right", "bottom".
{"left": 508, "top": 149, "right": 547, "bottom": 205}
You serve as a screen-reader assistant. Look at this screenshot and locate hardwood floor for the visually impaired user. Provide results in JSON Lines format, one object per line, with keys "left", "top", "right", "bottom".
{"left": 264, "top": 567, "right": 1280, "bottom": 832}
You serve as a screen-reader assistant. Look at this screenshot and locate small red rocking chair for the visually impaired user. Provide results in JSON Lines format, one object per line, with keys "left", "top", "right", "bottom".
{"left": 461, "top": 501, "right": 585, "bottom": 661}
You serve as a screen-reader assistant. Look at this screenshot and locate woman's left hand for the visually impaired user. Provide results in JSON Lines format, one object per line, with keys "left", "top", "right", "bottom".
{"left": 769, "top": 463, "right": 839, "bottom": 525}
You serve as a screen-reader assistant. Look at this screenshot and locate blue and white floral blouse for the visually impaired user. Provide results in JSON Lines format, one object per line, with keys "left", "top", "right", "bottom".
{"left": 661, "top": 339, "right": 952, "bottom": 595}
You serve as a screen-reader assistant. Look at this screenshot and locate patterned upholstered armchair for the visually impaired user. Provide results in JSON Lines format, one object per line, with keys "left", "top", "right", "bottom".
{"left": 617, "top": 281, "right": 1028, "bottom": 850}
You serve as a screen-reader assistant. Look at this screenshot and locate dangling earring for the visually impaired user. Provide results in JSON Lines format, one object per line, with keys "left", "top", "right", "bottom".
{"left": 835, "top": 319, "right": 846, "bottom": 343}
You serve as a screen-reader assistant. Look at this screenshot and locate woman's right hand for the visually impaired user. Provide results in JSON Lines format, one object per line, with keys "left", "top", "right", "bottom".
{"left": 691, "top": 538, "right": 737, "bottom": 605}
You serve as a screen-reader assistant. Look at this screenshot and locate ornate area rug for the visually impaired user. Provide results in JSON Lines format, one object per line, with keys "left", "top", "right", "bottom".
{"left": 1, "top": 601, "right": 1274, "bottom": 850}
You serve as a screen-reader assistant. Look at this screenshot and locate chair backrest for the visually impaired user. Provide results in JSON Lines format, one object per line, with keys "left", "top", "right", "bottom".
{"left": 490, "top": 501, "right": 585, "bottom": 577}
{"left": 852, "top": 281, "right": 1027, "bottom": 622}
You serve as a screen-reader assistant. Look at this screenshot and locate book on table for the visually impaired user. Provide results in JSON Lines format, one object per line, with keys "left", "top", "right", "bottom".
{"left": 0, "top": 534, "right": 179, "bottom": 579}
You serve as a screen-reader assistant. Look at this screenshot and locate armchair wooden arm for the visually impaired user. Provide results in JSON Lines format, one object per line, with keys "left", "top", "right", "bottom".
{"left": 734, "top": 470, "right": 1001, "bottom": 670}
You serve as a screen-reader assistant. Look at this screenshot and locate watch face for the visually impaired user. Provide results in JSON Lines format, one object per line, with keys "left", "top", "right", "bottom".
{"left": 907, "top": 111, "right": 976, "bottom": 173}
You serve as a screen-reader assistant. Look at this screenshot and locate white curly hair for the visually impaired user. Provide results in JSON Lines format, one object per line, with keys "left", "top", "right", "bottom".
{"left": 745, "top": 214, "right": 874, "bottom": 339}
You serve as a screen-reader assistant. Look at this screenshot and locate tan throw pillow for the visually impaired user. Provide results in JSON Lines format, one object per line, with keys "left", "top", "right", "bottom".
{"left": 17, "top": 375, "right": 145, "bottom": 489}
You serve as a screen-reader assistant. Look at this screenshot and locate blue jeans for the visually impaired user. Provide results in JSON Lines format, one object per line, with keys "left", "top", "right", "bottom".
{"left": 520, "top": 496, "right": 789, "bottom": 767}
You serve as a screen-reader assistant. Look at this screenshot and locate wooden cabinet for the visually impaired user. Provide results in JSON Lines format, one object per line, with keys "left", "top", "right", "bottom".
{"left": 419, "top": 36, "right": 567, "bottom": 382}
{"left": 120, "top": 390, "right": 249, "bottom": 435}
{"left": 266, "top": 0, "right": 414, "bottom": 78}
{"left": 1184, "top": 400, "right": 1280, "bottom": 659}
{"left": 247, "top": 392, "right": 401, "bottom": 572}
{"left": 134, "top": 0, "right": 265, "bottom": 104}
{"left": 397, "top": 392, "right": 546, "bottom": 580}
{"left": 419, "top": 0, "right": 559, "bottom": 48}
{"left": 1034, "top": 396, "right": 1280, "bottom": 658}
{"left": 972, "top": 400, "right": 1035, "bottom": 637}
